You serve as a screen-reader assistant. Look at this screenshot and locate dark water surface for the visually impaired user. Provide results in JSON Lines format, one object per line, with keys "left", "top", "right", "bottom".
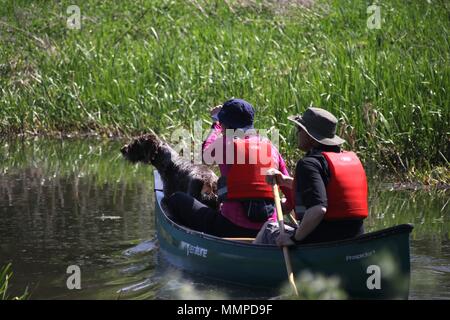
{"left": 0, "top": 138, "right": 448, "bottom": 299}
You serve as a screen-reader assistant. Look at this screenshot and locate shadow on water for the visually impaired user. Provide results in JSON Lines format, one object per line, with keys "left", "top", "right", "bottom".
{"left": 0, "top": 138, "right": 448, "bottom": 299}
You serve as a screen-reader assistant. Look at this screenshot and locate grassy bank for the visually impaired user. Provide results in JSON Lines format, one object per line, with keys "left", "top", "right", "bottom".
{"left": 0, "top": 0, "right": 448, "bottom": 180}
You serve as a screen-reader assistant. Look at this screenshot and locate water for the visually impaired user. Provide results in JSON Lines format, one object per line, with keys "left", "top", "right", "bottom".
{"left": 0, "top": 138, "right": 448, "bottom": 299}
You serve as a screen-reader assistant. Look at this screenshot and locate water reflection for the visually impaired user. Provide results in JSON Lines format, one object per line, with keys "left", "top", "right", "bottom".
{"left": 0, "top": 138, "right": 448, "bottom": 299}
{"left": 367, "top": 186, "right": 450, "bottom": 299}
{"left": 0, "top": 138, "right": 155, "bottom": 299}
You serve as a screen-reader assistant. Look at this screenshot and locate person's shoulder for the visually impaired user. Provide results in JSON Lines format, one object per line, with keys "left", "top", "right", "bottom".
{"left": 294, "top": 159, "right": 319, "bottom": 180}
{"left": 256, "top": 135, "right": 282, "bottom": 155}
{"left": 295, "top": 151, "right": 331, "bottom": 178}
{"left": 297, "top": 154, "right": 323, "bottom": 169}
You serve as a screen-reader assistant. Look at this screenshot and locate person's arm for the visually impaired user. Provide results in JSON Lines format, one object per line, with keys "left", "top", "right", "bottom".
{"left": 202, "top": 105, "right": 223, "bottom": 151}
{"left": 277, "top": 154, "right": 295, "bottom": 213}
{"left": 275, "top": 205, "right": 326, "bottom": 246}
{"left": 291, "top": 205, "right": 326, "bottom": 241}
{"left": 202, "top": 122, "right": 222, "bottom": 151}
{"left": 276, "top": 157, "right": 328, "bottom": 246}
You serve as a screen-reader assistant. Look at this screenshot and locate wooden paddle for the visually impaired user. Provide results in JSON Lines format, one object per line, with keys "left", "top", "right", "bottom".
{"left": 272, "top": 183, "right": 299, "bottom": 296}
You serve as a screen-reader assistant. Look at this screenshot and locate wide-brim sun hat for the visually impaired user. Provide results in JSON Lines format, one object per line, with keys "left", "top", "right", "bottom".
{"left": 288, "top": 107, "right": 346, "bottom": 146}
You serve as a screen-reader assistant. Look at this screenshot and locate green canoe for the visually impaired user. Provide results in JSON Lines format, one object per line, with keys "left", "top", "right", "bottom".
{"left": 154, "top": 171, "right": 413, "bottom": 299}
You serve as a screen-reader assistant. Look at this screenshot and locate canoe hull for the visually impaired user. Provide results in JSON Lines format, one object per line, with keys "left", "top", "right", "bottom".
{"left": 154, "top": 171, "right": 413, "bottom": 299}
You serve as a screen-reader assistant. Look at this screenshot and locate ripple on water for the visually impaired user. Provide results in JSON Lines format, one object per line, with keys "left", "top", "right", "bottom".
{"left": 122, "top": 239, "right": 157, "bottom": 256}
{"left": 117, "top": 278, "right": 157, "bottom": 294}
{"left": 428, "top": 265, "right": 450, "bottom": 274}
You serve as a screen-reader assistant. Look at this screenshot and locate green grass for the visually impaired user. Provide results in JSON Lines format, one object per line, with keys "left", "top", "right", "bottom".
{"left": 0, "top": 264, "right": 28, "bottom": 300}
{"left": 0, "top": 0, "right": 449, "bottom": 179}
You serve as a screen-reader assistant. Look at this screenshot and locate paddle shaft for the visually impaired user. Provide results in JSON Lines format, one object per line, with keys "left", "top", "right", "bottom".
{"left": 272, "top": 184, "right": 299, "bottom": 296}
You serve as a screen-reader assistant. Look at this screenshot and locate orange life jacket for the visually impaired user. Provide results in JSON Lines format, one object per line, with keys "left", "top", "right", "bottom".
{"left": 322, "top": 151, "right": 368, "bottom": 220}
{"left": 293, "top": 151, "right": 368, "bottom": 220}
{"left": 226, "top": 137, "right": 275, "bottom": 200}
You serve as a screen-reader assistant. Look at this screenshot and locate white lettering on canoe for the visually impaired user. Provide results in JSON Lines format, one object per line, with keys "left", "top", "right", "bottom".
{"left": 180, "top": 241, "right": 208, "bottom": 258}
{"left": 346, "top": 250, "right": 376, "bottom": 261}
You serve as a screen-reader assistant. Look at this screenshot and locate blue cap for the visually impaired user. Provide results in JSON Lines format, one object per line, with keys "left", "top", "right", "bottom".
{"left": 217, "top": 98, "right": 255, "bottom": 130}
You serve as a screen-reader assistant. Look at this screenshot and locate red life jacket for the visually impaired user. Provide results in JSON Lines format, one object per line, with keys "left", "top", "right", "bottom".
{"left": 226, "top": 137, "right": 275, "bottom": 200}
{"left": 322, "top": 151, "right": 368, "bottom": 220}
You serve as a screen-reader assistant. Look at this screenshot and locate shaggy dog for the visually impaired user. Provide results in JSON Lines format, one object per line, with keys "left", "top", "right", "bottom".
{"left": 120, "top": 133, "right": 219, "bottom": 209}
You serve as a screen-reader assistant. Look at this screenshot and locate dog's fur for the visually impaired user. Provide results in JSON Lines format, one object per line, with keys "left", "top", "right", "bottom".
{"left": 121, "top": 133, "right": 219, "bottom": 209}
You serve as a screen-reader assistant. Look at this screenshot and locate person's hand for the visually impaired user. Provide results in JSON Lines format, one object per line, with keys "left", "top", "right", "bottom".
{"left": 210, "top": 105, "right": 222, "bottom": 121}
{"left": 265, "top": 168, "right": 286, "bottom": 186}
{"left": 275, "top": 230, "right": 295, "bottom": 247}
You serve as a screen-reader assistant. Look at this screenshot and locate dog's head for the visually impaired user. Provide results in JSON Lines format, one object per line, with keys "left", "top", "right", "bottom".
{"left": 121, "top": 133, "right": 161, "bottom": 164}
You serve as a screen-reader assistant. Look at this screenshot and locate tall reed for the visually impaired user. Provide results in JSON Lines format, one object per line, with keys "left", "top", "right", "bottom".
{"left": 0, "top": 0, "right": 448, "bottom": 176}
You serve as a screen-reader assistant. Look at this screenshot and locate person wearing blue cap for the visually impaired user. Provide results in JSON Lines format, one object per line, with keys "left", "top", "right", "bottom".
{"left": 166, "top": 98, "right": 294, "bottom": 238}
{"left": 214, "top": 98, "right": 255, "bottom": 130}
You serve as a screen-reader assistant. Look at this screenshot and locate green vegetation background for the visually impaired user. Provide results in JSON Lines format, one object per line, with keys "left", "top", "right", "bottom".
{"left": 0, "top": 0, "right": 449, "bottom": 181}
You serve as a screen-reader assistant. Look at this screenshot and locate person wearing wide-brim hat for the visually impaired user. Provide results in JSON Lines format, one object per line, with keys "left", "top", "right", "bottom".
{"left": 255, "top": 107, "right": 369, "bottom": 246}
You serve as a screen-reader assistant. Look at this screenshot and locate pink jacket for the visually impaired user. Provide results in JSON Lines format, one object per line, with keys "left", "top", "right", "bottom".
{"left": 202, "top": 123, "right": 294, "bottom": 230}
